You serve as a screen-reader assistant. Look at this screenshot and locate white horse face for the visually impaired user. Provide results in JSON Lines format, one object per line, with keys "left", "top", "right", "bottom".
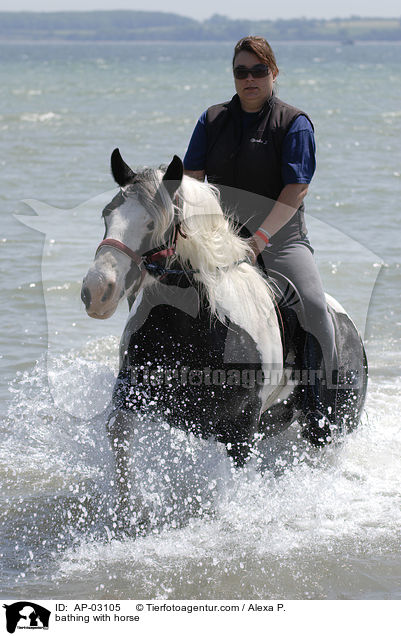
{"left": 81, "top": 189, "right": 153, "bottom": 319}
{"left": 81, "top": 149, "right": 183, "bottom": 319}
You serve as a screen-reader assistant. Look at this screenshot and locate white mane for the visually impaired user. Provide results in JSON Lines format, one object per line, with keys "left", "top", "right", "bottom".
{"left": 132, "top": 169, "right": 277, "bottom": 332}
{"left": 175, "top": 176, "right": 277, "bottom": 330}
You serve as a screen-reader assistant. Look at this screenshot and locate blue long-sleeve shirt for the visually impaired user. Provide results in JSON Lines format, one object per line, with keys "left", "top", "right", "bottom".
{"left": 184, "top": 111, "right": 316, "bottom": 185}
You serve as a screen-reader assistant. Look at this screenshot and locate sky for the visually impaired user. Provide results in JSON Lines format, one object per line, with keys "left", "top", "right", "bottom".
{"left": 0, "top": 0, "right": 400, "bottom": 21}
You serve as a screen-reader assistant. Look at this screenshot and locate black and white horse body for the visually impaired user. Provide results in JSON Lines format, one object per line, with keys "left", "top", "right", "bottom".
{"left": 81, "top": 150, "right": 367, "bottom": 485}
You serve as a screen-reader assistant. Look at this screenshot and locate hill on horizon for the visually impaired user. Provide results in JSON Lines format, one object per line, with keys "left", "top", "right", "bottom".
{"left": 0, "top": 10, "right": 400, "bottom": 41}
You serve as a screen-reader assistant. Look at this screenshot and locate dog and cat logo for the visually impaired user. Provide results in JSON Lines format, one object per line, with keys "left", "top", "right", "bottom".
{"left": 2, "top": 603, "right": 51, "bottom": 633}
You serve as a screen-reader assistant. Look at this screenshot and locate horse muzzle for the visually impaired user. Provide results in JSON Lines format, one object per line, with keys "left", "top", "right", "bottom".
{"left": 81, "top": 271, "right": 120, "bottom": 319}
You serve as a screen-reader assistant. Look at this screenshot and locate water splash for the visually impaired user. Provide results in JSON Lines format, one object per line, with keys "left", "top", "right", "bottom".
{"left": 2, "top": 340, "right": 401, "bottom": 599}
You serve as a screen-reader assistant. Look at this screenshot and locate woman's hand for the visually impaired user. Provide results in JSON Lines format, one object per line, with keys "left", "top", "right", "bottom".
{"left": 248, "top": 233, "right": 267, "bottom": 264}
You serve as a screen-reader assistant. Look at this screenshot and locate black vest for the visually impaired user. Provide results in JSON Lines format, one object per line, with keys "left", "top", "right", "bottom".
{"left": 205, "top": 93, "right": 313, "bottom": 244}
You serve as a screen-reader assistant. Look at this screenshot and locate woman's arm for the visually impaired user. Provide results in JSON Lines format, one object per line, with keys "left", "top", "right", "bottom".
{"left": 251, "top": 183, "right": 309, "bottom": 255}
{"left": 251, "top": 116, "right": 315, "bottom": 257}
{"left": 183, "top": 111, "right": 207, "bottom": 181}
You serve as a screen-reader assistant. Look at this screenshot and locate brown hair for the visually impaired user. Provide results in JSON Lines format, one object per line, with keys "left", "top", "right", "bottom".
{"left": 233, "top": 36, "right": 279, "bottom": 77}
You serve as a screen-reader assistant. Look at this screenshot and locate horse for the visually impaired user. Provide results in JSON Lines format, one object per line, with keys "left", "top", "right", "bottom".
{"left": 81, "top": 149, "right": 367, "bottom": 510}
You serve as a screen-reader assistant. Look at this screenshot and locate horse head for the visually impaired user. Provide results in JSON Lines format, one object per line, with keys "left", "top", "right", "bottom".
{"left": 81, "top": 149, "right": 183, "bottom": 319}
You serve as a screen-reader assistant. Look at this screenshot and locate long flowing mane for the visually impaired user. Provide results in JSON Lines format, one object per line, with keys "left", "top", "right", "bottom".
{"left": 133, "top": 168, "right": 277, "bottom": 330}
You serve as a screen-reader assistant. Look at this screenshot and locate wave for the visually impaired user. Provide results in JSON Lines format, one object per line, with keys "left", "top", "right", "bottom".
{"left": 20, "top": 112, "right": 61, "bottom": 123}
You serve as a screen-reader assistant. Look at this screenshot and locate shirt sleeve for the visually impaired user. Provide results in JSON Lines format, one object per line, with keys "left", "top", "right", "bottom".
{"left": 183, "top": 110, "right": 208, "bottom": 171}
{"left": 281, "top": 115, "right": 316, "bottom": 185}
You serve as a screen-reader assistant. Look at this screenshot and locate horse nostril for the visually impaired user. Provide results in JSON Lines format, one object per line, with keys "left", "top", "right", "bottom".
{"left": 101, "top": 282, "right": 114, "bottom": 303}
{"left": 81, "top": 286, "right": 91, "bottom": 309}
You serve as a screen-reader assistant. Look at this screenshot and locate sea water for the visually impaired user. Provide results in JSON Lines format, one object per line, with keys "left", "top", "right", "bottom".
{"left": 0, "top": 40, "right": 400, "bottom": 599}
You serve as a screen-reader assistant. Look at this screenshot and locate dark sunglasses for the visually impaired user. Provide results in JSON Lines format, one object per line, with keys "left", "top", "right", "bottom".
{"left": 233, "top": 64, "right": 270, "bottom": 79}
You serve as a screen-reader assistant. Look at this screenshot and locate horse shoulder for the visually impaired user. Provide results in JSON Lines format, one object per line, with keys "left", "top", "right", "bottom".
{"left": 215, "top": 267, "right": 283, "bottom": 369}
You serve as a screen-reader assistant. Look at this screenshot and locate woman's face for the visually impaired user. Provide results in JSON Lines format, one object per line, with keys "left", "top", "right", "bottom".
{"left": 233, "top": 50, "right": 276, "bottom": 112}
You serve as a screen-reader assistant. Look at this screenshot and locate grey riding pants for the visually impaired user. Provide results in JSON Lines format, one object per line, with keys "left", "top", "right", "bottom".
{"left": 258, "top": 239, "right": 338, "bottom": 389}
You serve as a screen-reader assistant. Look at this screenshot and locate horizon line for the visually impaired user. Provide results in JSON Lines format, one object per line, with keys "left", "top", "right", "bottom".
{"left": 0, "top": 9, "right": 400, "bottom": 21}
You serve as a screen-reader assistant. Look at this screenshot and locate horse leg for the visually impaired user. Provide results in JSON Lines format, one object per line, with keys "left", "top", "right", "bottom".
{"left": 258, "top": 388, "right": 303, "bottom": 438}
{"left": 300, "top": 308, "right": 368, "bottom": 446}
{"left": 219, "top": 399, "right": 261, "bottom": 468}
{"left": 106, "top": 409, "right": 132, "bottom": 526}
{"left": 106, "top": 409, "right": 147, "bottom": 532}
{"left": 225, "top": 438, "right": 251, "bottom": 467}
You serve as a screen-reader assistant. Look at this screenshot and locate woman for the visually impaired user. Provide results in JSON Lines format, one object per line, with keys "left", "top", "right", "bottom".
{"left": 183, "top": 36, "right": 338, "bottom": 443}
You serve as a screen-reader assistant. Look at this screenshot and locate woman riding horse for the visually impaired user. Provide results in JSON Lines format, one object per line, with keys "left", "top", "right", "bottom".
{"left": 81, "top": 147, "right": 367, "bottom": 522}
{"left": 184, "top": 36, "right": 338, "bottom": 443}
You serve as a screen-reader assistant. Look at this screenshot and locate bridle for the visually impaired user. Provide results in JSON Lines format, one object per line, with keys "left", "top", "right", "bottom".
{"left": 95, "top": 222, "right": 190, "bottom": 282}
{"left": 95, "top": 221, "right": 252, "bottom": 291}
{"left": 95, "top": 191, "right": 252, "bottom": 294}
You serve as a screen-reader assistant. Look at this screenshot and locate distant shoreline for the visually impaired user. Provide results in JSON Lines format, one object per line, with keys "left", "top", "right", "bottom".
{"left": 1, "top": 39, "right": 401, "bottom": 46}
{"left": 1, "top": 11, "right": 400, "bottom": 42}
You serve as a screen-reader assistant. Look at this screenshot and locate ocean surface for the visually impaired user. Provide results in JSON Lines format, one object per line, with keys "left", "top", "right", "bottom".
{"left": 0, "top": 40, "right": 400, "bottom": 600}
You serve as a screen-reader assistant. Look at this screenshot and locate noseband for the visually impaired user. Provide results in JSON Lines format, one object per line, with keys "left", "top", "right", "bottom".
{"left": 95, "top": 223, "right": 188, "bottom": 279}
{"left": 96, "top": 238, "right": 144, "bottom": 266}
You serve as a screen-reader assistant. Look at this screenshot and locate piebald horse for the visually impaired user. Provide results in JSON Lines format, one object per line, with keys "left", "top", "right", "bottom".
{"left": 81, "top": 150, "right": 367, "bottom": 506}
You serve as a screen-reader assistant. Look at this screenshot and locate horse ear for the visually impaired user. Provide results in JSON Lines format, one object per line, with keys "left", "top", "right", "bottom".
{"left": 162, "top": 155, "right": 183, "bottom": 199}
{"left": 111, "top": 148, "right": 136, "bottom": 187}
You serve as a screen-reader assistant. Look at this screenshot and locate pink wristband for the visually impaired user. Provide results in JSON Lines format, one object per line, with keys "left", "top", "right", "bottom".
{"left": 255, "top": 229, "right": 270, "bottom": 245}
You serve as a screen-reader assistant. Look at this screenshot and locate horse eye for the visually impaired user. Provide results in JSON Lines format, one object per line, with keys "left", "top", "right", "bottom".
{"left": 147, "top": 221, "right": 155, "bottom": 231}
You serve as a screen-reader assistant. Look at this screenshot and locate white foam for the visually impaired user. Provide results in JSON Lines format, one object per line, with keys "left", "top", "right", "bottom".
{"left": 20, "top": 112, "right": 61, "bottom": 123}
{"left": 4, "top": 345, "right": 401, "bottom": 598}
